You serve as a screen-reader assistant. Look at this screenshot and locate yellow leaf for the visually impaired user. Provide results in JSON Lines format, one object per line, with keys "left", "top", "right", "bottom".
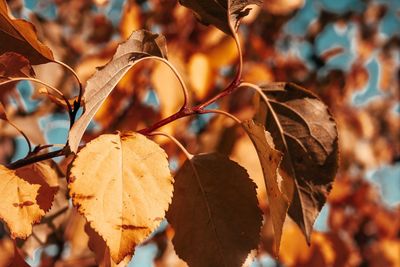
{"left": 0, "top": 165, "right": 43, "bottom": 239}
{"left": 69, "top": 132, "right": 173, "bottom": 263}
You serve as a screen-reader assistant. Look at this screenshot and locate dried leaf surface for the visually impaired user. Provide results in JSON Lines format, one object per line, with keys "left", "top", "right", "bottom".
{"left": 242, "top": 120, "right": 288, "bottom": 254}
{"left": 69, "top": 132, "right": 173, "bottom": 263}
{"left": 0, "top": 165, "right": 43, "bottom": 239}
{"left": 179, "top": 0, "right": 262, "bottom": 35}
{"left": 68, "top": 29, "right": 167, "bottom": 153}
{"left": 0, "top": 0, "right": 53, "bottom": 64}
{"left": 255, "top": 82, "right": 338, "bottom": 242}
{"left": 166, "top": 153, "right": 262, "bottom": 267}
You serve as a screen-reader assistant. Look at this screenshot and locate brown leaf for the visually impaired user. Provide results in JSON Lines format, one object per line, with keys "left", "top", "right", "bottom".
{"left": 166, "top": 153, "right": 262, "bottom": 267}
{"left": 68, "top": 30, "right": 167, "bottom": 153}
{"left": 69, "top": 132, "right": 173, "bottom": 263}
{"left": 0, "top": 0, "right": 53, "bottom": 64}
{"left": 255, "top": 82, "right": 339, "bottom": 242}
{"left": 0, "top": 164, "right": 43, "bottom": 239}
{"left": 242, "top": 120, "right": 288, "bottom": 254}
{"left": 179, "top": 0, "right": 262, "bottom": 35}
{"left": 0, "top": 52, "right": 35, "bottom": 98}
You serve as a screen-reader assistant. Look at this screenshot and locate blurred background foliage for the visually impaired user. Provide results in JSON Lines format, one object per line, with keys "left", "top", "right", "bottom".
{"left": 0, "top": 0, "right": 399, "bottom": 266}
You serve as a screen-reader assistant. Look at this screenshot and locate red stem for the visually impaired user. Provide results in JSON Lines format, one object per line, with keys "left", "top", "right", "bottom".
{"left": 138, "top": 77, "right": 240, "bottom": 135}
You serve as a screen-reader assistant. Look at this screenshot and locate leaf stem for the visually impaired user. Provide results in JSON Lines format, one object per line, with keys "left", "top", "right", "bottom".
{"left": 148, "top": 131, "right": 193, "bottom": 160}
{"left": 148, "top": 57, "right": 189, "bottom": 109}
{"left": 53, "top": 59, "right": 83, "bottom": 104}
{"left": 0, "top": 78, "right": 73, "bottom": 118}
{"left": 7, "top": 148, "right": 65, "bottom": 170}
{"left": 200, "top": 109, "right": 242, "bottom": 124}
{"left": 8, "top": 120, "right": 32, "bottom": 154}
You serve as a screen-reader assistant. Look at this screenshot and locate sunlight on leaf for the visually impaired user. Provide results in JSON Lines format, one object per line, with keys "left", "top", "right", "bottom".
{"left": 0, "top": 165, "right": 43, "bottom": 239}
{"left": 69, "top": 132, "right": 173, "bottom": 263}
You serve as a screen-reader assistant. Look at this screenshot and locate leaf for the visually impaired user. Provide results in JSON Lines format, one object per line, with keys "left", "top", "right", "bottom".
{"left": 16, "top": 161, "right": 59, "bottom": 212}
{"left": 86, "top": 223, "right": 132, "bottom": 267}
{"left": 68, "top": 29, "right": 167, "bottom": 153}
{"left": 0, "top": 165, "right": 43, "bottom": 239}
{"left": 0, "top": 52, "right": 35, "bottom": 97}
{"left": 166, "top": 153, "right": 262, "bottom": 267}
{"left": 242, "top": 120, "right": 288, "bottom": 254}
{"left": 179, "top": 0, "right": 262, "bottom": 35}
{"left": 68, "top": 132, "right": 173, "bottom": 263}
{"left": 0, "top": 0, "right": 53, "bottom": 64}
{"left": 254, "top": 82, "right": 339, "bottom": 242}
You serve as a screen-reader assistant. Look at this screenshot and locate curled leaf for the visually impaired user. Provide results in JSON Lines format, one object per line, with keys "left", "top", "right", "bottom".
{"left": 242, "top": 120, "right": 288, "bottom": 254}
{"left": 0, "top": 1, "right": 53, "bottom": 64}
{"left": 167, "top": 153, "right": 262, "bottom": 267}
{"left": 68, "top": 30, "right": 167, "bottom": 153}
{"left": 254, "top": 82, "right": 339, "bottom": 242}
{"left": 69, "top": 132, "right": 173, "bottom": 263}
{"left": 179, "top": 0, "right": 262, "bottom": 35}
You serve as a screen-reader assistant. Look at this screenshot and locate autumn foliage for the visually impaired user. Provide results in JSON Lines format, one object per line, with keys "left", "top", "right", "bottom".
{"left": 0, "top": 0, "right": 399, "bottom": 266}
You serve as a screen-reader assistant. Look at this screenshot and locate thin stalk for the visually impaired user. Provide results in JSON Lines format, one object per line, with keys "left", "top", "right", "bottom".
{"left": 0, "top": 78, "right": 73, "bottom": 116}
{"left": 8, "top": 121, "right": 32, "bottom": 154}
{"left": 53, "top": 60, "right": 83, "bottom": 105}
{"left": 137, "top": 56, "right": 189, "bottom": 109}
{"left": 200, "top": 109, "right": 242, "bottom": 124}
{"left": 7, "top": 148, "right": 65, "bottom": 170}
{"left": 148, "top": 131, "right": 193, "bottom": 160}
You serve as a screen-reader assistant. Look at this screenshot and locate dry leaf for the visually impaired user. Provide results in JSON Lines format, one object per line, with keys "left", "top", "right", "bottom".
{"left": 0, "top": 0, "right": 53, "bottom": 64}
{"left": 0, "top": 164, "right": 43, "bottom": 239}
{"left": 166, "top": 153, "right": 262, "bottom": 267}
{"left": 68, "top": 29, "right": 168, "bottom": 153}
{"left": 255, "top": 82, "right": 339, "bottom": 242}
{"left": 179, "top": 0, "right": 262, "bottom": 35}
{"left": 242, "top": 120, "right": 288, "bottom": 254}
{"left": 69, "top": 132, "right": 173, "bottom": 263}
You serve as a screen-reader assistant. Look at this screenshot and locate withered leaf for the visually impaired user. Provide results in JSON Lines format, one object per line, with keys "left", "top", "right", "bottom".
{"left": 254, "top": 82, "right": 338, "bottom": 242}
{"left": 0, "top": 164, "right": 44, "bottom": 239}
{"left": 242, "top": 120, "right": 288, "bottom": 254}
{"left": 0, "top": 0, "right": 53, "bottom": 64}
{"left": 68, "top": 29, "right": 167, "bottom": 153}
{"left": 166, "top": 153, "right": 262, "bottom": 267}
{"left": 179, "top": 0, "right": 262, "bottom": 35}
{"left": 69, "top": 132, "right": 173, "bottom": 263}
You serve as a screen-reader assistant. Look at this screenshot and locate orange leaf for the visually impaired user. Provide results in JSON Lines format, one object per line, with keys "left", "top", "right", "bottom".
{"left": 69, "top": 132, "right": 173, "bottom": 263}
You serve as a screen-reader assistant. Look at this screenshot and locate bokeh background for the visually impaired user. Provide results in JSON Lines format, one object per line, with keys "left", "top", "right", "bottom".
{"left": 0, "top": 0, "right": 399, "bottom": 266}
